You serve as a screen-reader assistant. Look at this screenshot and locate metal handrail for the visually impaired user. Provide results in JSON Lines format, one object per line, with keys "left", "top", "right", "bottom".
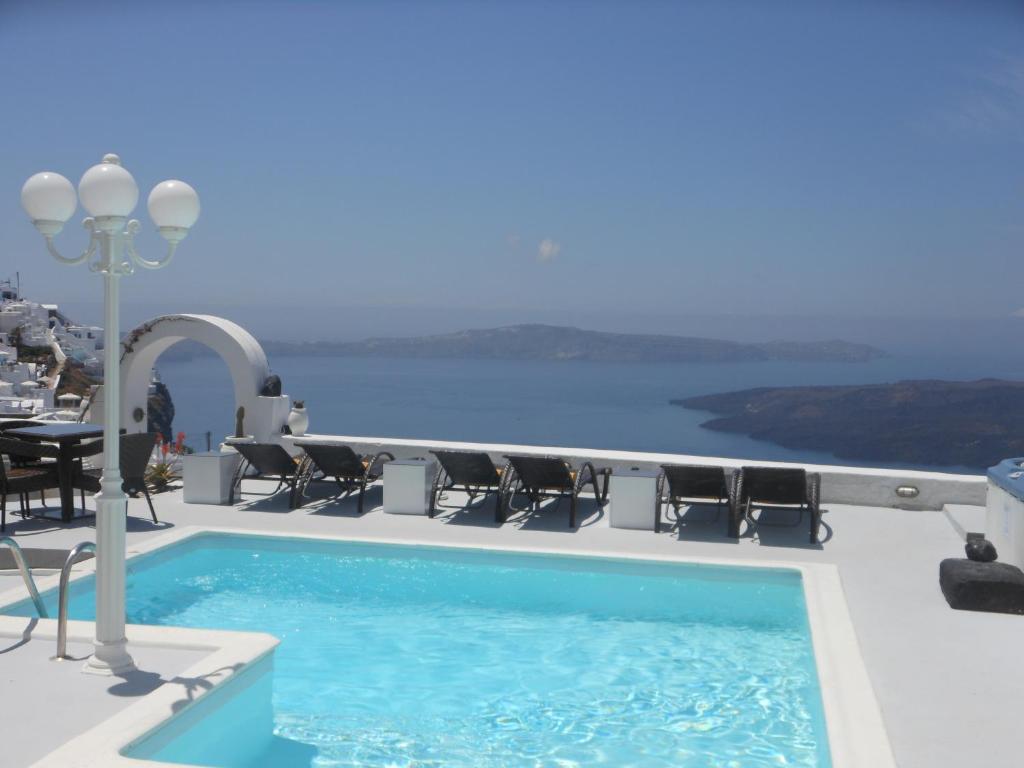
{"left": 0, "top": 536, "right": 47, "bottom": 618}
{"left": 55, "top": 542, "right": 96, "bottom": 661}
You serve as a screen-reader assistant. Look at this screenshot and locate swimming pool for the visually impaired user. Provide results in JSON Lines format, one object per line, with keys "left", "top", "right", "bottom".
{"left": 11, "top": 533, "right": 831, "bottom": 767}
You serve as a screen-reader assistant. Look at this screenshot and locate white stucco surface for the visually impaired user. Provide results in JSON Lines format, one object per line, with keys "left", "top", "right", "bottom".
{"left": 0, "top": 623, "right": 206, "bottom": 768}
{"left": 0, "top": 474, "right": 1018, "bottom": 768}
{"left": 290, "top": 433, "right": 987, "bottom": 509}
{"left": 118, "top": 314, "right": 289, "bottom": 442}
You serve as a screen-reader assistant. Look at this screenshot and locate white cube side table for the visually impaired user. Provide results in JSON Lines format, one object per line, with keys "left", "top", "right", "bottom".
{"left": 608, "top": 468, "right": 659, "bottom": 530}
{"left": 183, "top": 451, "right": 243, "bottom": 505}
{"left": 383, "top": 458, "right": 437, "bottom": 515}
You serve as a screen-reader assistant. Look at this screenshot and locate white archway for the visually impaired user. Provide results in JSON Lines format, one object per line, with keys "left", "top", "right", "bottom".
{"left": 119, "top": 314, "right": 290, "bottom": 442}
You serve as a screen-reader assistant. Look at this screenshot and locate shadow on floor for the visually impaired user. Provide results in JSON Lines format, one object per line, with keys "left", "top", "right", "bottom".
{"left": 746, "top": 505, "right": 829, "bottom": 550}
{"left": 1, "top": 505, "right": 172, "bottom": 538}
{"left": 435, "top": 497, "right": 503, "bottom": 528}
{"left": 305, "top": 485, "right": 383, "bottom": 517}
{"left": 502, "top": 494, "right": 607, "bottom": 533}
{"left": 663, "top": 503, "right": 740, "bottom": 544}
{"left": 0, "top": 617, "right": 37, "bottom": 655}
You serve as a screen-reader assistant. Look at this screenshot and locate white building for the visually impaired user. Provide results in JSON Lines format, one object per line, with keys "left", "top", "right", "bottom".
{"left": 0, "top": 293, "right": 97, "bottom": 418}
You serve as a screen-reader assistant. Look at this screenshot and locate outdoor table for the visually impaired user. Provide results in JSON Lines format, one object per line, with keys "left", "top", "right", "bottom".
{"left": 6, "top": 423, "right": 104, "bottom": 522}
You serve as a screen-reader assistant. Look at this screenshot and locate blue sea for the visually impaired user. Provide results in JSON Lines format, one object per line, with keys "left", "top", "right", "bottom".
{"left": 157, "top": 353, "right": 1024, "bottom": 474}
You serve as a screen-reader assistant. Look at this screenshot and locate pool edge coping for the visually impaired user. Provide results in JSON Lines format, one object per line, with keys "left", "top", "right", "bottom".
{"left": 3, "top": 524, "right": 896, "bottom": 768}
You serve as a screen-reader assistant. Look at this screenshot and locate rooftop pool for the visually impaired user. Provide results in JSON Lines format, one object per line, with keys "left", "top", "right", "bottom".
{"left": 9, "top": 533, "right": 831, "bottom": 766}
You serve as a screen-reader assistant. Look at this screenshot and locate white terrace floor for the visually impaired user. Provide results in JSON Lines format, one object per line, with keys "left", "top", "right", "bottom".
{"left": 1, "top": 479, "right": 1021, "bottom": 768}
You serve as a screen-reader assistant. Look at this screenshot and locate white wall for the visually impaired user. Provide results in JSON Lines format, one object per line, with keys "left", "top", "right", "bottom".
{"left": 293, "top": 433, "right": 987, "bottom": 510}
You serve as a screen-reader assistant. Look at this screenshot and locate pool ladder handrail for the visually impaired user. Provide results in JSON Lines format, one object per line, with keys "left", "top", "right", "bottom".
{"left": 55, "top": 541, "right": 96, "bottom": 661}
{"left": 0, "top": 536, "right": 48, "bottom": 618}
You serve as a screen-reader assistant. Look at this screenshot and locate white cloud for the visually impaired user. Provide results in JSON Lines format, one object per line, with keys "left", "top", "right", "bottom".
{"left": 537, "top": 238, "right": 561, "bottom": 263}
{"left": 1011, "top": 308, "right": 1024, "bottom": 318}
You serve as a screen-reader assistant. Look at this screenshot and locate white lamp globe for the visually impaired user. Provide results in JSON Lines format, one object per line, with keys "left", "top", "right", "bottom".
{"left": 21, "top": 172, "right": 77, "bottom": 222}
{"left": 148, "top": 180, "right": 200, "bottom": 229}
{"left": 77, "top": 154, "right": 139, "bottom": 218}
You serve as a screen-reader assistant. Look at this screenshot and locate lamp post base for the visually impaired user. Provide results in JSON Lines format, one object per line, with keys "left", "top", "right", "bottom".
{"left": 89, "top": 469, "right": 135, "bottom": 676}
{"left": 83, "top": 638, "right": 135, "bottom": 676}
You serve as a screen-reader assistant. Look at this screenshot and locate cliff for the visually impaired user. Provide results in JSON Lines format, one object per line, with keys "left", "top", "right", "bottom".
{"left": 676, "top": 379, "right": 1024, "bottom": 469}
{"left": 260, "top": 324, "right": 886, "bottom": 364}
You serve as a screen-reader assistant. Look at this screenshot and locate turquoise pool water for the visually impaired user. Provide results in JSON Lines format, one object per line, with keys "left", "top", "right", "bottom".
{"left": 9, "top": 534, "right": 831, "bottom": 767}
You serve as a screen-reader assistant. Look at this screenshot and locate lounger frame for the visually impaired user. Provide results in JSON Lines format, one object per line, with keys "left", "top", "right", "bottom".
{"left": 228, "top": 443, "right": 302, "bottom": 506}
{"left": 500, "top": 455, "right": 611, "bottom": 528}
{"left": 733, "top": 466, "right": 823, "bottom": 543}
{"left": 428, "top": 450, "right": 511, "bottom": 520}
{"left": 655, "top": 464, "right": 733, "bottom": 534}
{"left": 292, "top": 444, "right": 394, "bottom": 514}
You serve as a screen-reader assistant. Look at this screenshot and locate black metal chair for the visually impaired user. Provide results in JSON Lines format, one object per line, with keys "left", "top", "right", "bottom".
{"left": 0, "top": 420, "right": 49, "bottom": 467}
{"left": 655, "top": 464, "right": 732, "bottom": 534}
{"left": 0, "top": 437, "right": 59, "bottom": 531}
{"left": 72, "top": 433, "right": 160, "bottom": 523}
{"left": 733, "top": 466, "right": 822, "bottom": 543}
{"left": 229, "top": 442, "right": 302, "bottom": 505}
{"left": 292, "top": 444, "right": 394, "bottom": 513}
{"left": 428, "top": 450, "right": 510, "bottom": 520}
{"left": 500, "top": 455, "right": 611, "bottom": 527}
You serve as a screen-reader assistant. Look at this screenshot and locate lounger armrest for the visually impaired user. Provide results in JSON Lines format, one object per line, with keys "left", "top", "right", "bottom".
{"left": 575, "top": 461, "right": 596, "bottom": 490}
{"left": 576, "top": 461, "right": 611, "bottom": 503}
{"left": 807, "top": 473, "right": 822, "bottom": 543}
{"left": 727, "top": 470, "right": 744, "bottom": 538}
{"left": 806, "top": 473, "right": 821, "bottom": 509}
{"left": 498, "top": 460, "right": 518, "bottom": 498}
{"left": 69, "top": 439, "right": 104, "bottom": 460}
{"left": 364, "top": 451, "right": 395, "bottom": 478}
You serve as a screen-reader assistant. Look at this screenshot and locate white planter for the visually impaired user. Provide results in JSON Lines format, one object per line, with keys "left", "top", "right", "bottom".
{"left": 287, "top": 406, "right": 309, "bottom": 436}
{"left": 609, "top": 468, "right": 659, "bottom": 530}
{"left": 183, "top": 451, "right": 243, "bottom": 505}
{"left": 383, "top": 458, "right": 436, "bottom": 515}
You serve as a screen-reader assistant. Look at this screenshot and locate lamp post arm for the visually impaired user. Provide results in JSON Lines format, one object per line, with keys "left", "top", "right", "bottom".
{"left": 41, "top": 217, "right": 100, "bottom": 267}
{"left": 124, "top": 221, "right": 183, "bottom": 271}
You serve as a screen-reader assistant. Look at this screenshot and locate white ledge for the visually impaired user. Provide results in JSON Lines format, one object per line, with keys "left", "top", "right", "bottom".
{"left": 286, "top": 432, "right": 986, "bottom": 509}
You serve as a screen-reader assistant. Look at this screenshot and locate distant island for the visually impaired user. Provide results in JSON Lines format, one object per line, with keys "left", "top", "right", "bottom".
{"left": 250, "top": 324, "right": 885, "bottom": 364}
{"left": 676, "top": 379, "right": 1024, "bottom": 470}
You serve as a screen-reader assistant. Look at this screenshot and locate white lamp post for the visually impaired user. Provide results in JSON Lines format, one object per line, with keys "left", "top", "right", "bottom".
{"left": 21, "top": 154, "right": 199, "bottom": 675}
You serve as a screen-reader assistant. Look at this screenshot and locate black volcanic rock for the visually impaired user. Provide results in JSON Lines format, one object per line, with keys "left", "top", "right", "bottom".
{"left": 148, "top": 380, "right": 175, "bottom": 442}
{"left": 939, "top": 559, "right": 1024, "bottom": 614}
{"left": 674, "top": 379, "right": 1024, "bottom": 470}
{"left": 260, "top": 325, "right": 885, "bottom": 364}
{"left": 965, "top": 539, "right": 998, "bottom": 563}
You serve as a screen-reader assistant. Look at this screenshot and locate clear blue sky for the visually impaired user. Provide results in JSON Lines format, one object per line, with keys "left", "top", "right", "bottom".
{"left": 1, "top": 1, "right": 1022, "bottom": 341}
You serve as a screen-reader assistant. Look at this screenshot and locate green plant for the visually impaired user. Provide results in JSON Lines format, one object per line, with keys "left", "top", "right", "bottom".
{"left": 145, "top": 461, "right": 180, "bottom": 493}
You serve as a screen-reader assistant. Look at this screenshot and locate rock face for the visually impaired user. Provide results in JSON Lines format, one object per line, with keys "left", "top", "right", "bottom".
{"left": 939, "top": 559, "right": 1024, "bottom": 615}
{"left": 675, "top": 379, "right": 1024, "bottom": 470}
{"left": 147, "top": 380, "right": 175, "bottom": 442}
{"left": 260, "top": 325, "right": 886, "bottom": 364}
